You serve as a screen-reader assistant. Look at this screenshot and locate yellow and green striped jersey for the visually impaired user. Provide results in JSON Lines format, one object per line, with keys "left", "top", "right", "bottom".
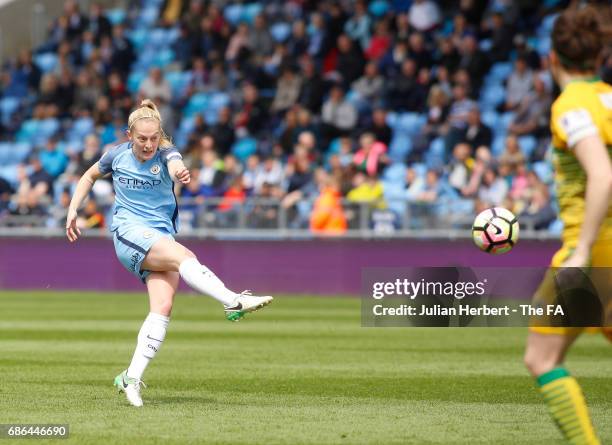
{"left": 550, "top": 79, "right": 612, "bottom": 243}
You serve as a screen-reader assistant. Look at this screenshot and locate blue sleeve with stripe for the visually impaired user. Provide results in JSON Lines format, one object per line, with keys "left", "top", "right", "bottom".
{"left": 160, "top": 147, "right": 182, "bottom": 165}
{"left": 98, "top": 147, "right": 121, "bottom": 175}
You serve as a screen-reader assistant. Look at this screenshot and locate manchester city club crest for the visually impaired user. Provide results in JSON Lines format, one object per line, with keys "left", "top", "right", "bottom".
{"left": 150, "top": 164, "right": 161, "bottom": 175}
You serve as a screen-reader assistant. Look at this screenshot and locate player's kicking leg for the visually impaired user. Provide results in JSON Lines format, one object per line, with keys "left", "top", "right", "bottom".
{"left": 142, "top": 238, "right": 273, "bottom": 321}
{"left": 115, "top": 271, "right": 178, "bottom": 407}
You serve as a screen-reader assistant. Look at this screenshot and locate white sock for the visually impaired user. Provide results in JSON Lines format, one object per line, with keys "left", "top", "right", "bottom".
{"left": 178, "top": 258, "right": 237, "bottom": 306}
{"left": 126, "top": 312, "right": 169, "bottom": 380}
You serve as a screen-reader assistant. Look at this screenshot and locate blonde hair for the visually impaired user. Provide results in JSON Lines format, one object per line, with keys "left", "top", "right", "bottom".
{"left": 128, "top": 99, "right": 173, "bottom": 148}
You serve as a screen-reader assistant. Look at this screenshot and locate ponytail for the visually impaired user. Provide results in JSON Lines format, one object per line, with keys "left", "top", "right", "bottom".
{"left": 128, "top": 99, "right": 173, "bottom": 148}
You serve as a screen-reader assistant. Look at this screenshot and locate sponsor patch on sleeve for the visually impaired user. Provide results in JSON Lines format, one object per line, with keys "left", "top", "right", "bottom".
{"left": 557, "top": 108, "right": 599, "bottom": 148}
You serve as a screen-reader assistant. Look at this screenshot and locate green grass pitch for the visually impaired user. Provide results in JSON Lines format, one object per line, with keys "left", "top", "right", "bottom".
{"left": 1, "top": 291, "right": 611, "bottom": 444}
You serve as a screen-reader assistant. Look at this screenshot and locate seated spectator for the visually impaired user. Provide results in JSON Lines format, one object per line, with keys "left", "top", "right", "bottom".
{"left": 413, "top": 169, "right": 441, "bottom": 203}
{"left": 499, "top": 56, "right": 533, "bottom": 112}
{"left": 210, "top": 107, "right": 235, "bottom": 156}
{"left": 336, "top": 34, "right": 366, "bottom": 88}
{"left": 509, "top": 162, "right": 529, "bottom": 202}
{"left": 225, "top": 22, "right": 251, "bottom": 62}
{"left": 271, "top": 65, "right": 302, "bottom": 115}
{"left": 250, "top": 14, "right": 274, "bottom": 58}
{"left": 519, "top": 182, "right": 556, "bottom": 230}
{"left": 39, "top": 137, "right": 69, "bottom": 179}
{"left": 77, "top": 199, "right": 105, "bottom": 229}
{"left": 344, "top": 1, "right": 371, "bottom": 50}
{"left": 321, "top": 85, "right": 358, "bottom": 145}
{"left": 444, "top": 83, "right": 477, "bottom": 154}
{"left": 477, "top": 167, "right": 509, "bottom": 210}
{"left": 353, "top": 133, "right": 389, "bottom": 177}
{"left": 347, "top": 172, "right": 386, "bottom": 210}
{"left": 405, "top": 167, "right": 426, "bottom": 202}
{"left": 198, "top": 149, "right": 225, "bottom": 196}
{"left": 234, "top": 82, "right": 267, "bottom": 137}
{"left": 461, "top": 108, "right": 492, "bottom": 153}
{"left": 298, "top": 56, "right": 325, "bottom": 113}
{"left": 365, "top": 108, "right": 392, "bottom": 147}
{"left": 462, "top": 145, "right": 492, "bottom": 197}
{"left": 499, "top": 135, "right": 526, "bottom": 168}
{"left": 352, "top": 62, "right": 384, "bottom": 105}
{"left": 218, "top": 176, "right": 246, "bottom": 212}
{"left": 138, "top": 67, "right": 171, "bottom": 104}
{"left": 411, "top": 85, "right": 450, "bottom": 159}
{"left": 386, "top": 58, "right": 426, "bottom": 112}
{"left": 408, "top": 0, "right": 441, "bottom": 32}
{"left": 408, "top": 32, "right": 433, "bottom": 73}
{"left": 365, "top": 20, "right": 391, "bottom": 62}
{"left": 448, "top": 143, "right": 474, "bottom": 193}
{"left": 458, "top": 35, "right": 489, "bottom": 92}
{"left": 310, "top": 175, "right": 347, "bottom": 235}
{"left": 508, "top": 76, "right": 551, "bottom": 137}
{"left": 484, "top": 12, "right": 514, "bottom": 63}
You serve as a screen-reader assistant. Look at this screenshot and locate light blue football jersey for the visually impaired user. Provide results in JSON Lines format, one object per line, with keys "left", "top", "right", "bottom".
{"left": 98, "top": 141, "right": 183, "bottom": 233}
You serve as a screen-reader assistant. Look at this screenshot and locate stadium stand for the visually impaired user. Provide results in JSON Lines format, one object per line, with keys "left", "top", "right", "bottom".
{"left": 0, "top": 0, "right": 605, "bottom": 235}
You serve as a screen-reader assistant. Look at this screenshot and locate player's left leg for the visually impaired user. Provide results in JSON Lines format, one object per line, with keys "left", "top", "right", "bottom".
{"left": 524, "top": 331, "right": 600, "bottom": 445}
{"left": 142, "top": 238, "right": 273, "bottom": 321}
{"left": 115, "top": 271, "right": 179, "bottom": 407}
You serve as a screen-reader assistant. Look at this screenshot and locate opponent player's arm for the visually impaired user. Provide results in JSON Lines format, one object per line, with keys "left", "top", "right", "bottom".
{"left": 569, "top": 134, "right": 612, "bottom": 264}
{"left": 167, "top": 159, "right": 191, "bottom": 184}
{"left": 66, "top": 163, "right": 105, "bottom": 242}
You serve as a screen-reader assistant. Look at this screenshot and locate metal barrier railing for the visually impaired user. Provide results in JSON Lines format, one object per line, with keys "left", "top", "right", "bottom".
{"left": 0, "top": 196, "right": 557, "bottom": 239}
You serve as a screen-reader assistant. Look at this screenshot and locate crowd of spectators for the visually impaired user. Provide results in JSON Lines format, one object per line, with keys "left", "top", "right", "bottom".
{"left": 1, "top": 0, "right": 610, "bottom": 234}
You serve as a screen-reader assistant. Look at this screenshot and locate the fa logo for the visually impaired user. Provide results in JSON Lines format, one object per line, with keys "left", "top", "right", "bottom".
{"left": 150, "top": 164, "right": 161, "bottom": 175}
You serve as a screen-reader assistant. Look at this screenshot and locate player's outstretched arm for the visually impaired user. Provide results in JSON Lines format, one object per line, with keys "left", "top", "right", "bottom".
{"left": 564, "top": 134, "right": 612, "bottom": 266}
{"left": 168, "top": 159, "right": 191, "bottom": 184}
{"left": 66, "top": 163, "right": 105, "bottom": 242}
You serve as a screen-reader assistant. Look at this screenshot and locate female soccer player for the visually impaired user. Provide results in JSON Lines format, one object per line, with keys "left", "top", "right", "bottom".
{"left": 66, "top": 100, "right": 272, "bottom": 407}
{"left": 523, "top": 7, "right": 612, "bottom": 444}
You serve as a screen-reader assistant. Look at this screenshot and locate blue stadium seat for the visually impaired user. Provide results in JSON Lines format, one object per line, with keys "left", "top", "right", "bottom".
{"left": 425, "top": 137, "right": 446, "bottom": 169}
{"left": 327, "top": 138, "right": 341, "bottom": 154}
{"left": 517, "top": 135, "right": 537, "bottom": 159}
{"left": 68, "top": 117, "right": 95, "bottom": 142}
{"left": 165, "top": 71, "right": 189, "bottom": 97}
{"left": 224, "top": 4, "right": 243, "bottom": 25}
{"left": 396, "top": 112, "right": 426, "bottom": 136}
{"left": 489, "top": 62, "right": 513, "bottom": 83}
{"left": 106, "top": 8, "right": 126, "bottom": 25}
{"left": 184, "top": 92, "right": 210, "bottom": 117}
{"left": 16, "top": 119, "right": 40, "bottom": 142}
{"left": 479, "top": 85, "right": 505, "bottom": 110}
{"left": 480, "top": 110, "right": 500, "bottom": 129}
{"left": 242, "top": 3, "right": 263, "bottom": 24}
{"left": 127, "top": 71, "right": 147, "bottom": 94}
{"left": 491, "top": 135, "right": 506, "bottom": 156}
{"left": 0, "top": 97, "right": 19, "bottom": 125}
{"left": 139, "top": 6, "right": 159, "bottom": 27}
{"left": 369, "top": 0, "right": 390, "bottom": 17}
{"left": 34, "top": 52, "right": 58, "bottom": 73}
{"left": 152, "top": 48, "right": 175, "bottom": 68}
{"left": 382, "top": 181, "right": 406, "bottom": 217}
{"left": 532, "top": 161, "right": 553, "bottom": 184}
{"left": 382, "top": 163, "right": 406, "bottom": 185}
{"left": 271, "top": 22, "right": 291, "bottom": 42}
{"left": 388, "top": 133, "right": 412, "bottom": 162}
{"left": 411, "top": 163, "right": 427, "bottom": 178}
{"left": 232, "top": 137, "right": 258, "bottom": 161}
{"left": 128, "top": 28, "right": 148, "bottom": 51}
{"left": 548, "top": 218, "right": 563, "bottom": 235}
